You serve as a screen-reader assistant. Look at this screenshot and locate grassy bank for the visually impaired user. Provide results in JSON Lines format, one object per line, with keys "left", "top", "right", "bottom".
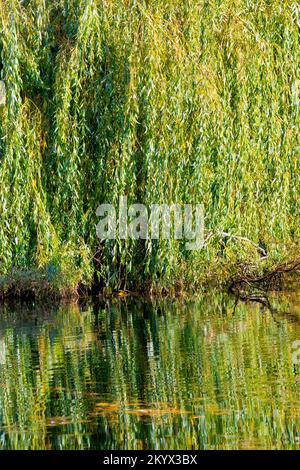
{"left": 1, "top": 253, "right": 300, "bottom": 300}
{"left": 0, "top": 0, "right": 299, "bottom": 297}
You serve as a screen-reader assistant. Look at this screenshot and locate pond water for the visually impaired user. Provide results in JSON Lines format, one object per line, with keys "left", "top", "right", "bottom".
{"left": 0, "top": 292, "right": 299, "bottom": 450}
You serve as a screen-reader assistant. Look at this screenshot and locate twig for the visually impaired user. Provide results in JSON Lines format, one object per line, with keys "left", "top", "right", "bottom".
{"left": 220, "top": 231, "right": 267, "bottom": 257}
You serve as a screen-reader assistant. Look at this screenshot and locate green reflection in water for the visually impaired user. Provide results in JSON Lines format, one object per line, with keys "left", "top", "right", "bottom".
{"left": 0, "top": 292, "right": 299, "bottom": 450}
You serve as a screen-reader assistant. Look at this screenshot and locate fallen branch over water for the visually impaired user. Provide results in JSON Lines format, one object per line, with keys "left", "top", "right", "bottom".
{"left": 229, "top": 258, "right": 300, "bottom": 294}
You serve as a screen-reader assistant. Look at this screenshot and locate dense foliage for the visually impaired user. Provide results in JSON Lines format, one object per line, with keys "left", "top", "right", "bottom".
{"left": 0, "top": 0, "right": 299, "bottom": 293}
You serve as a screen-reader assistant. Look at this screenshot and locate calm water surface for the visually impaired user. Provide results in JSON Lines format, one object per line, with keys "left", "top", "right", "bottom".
{"left": 0, "top": 292, "right": 299, "bottom": 450}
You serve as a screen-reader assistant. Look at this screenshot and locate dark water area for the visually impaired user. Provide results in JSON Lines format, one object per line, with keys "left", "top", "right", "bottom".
{"left": 0, "top": 292, "right": 299, "bottom": 450}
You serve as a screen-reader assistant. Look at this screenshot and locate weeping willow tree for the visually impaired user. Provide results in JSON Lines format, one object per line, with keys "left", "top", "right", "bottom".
{"left": 0, "top": 0, "right": 299, "bottom": 295}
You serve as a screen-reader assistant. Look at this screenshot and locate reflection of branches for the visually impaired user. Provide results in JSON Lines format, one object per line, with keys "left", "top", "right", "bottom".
{"left": 0, "top": 301, "right": 59, "bottom": 327}
{"left": 235, "top": 292, "right": 300, "bottom": 326}
{"left": 231, "top": 296, "right": 240, "bottom": 315}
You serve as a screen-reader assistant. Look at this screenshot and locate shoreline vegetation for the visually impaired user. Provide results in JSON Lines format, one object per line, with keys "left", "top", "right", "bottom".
{"left": 0, "top": 1, "right": 299, "bottom": 301}
{"left": 0, "top": 254, "right": 299, "bottom": 301}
